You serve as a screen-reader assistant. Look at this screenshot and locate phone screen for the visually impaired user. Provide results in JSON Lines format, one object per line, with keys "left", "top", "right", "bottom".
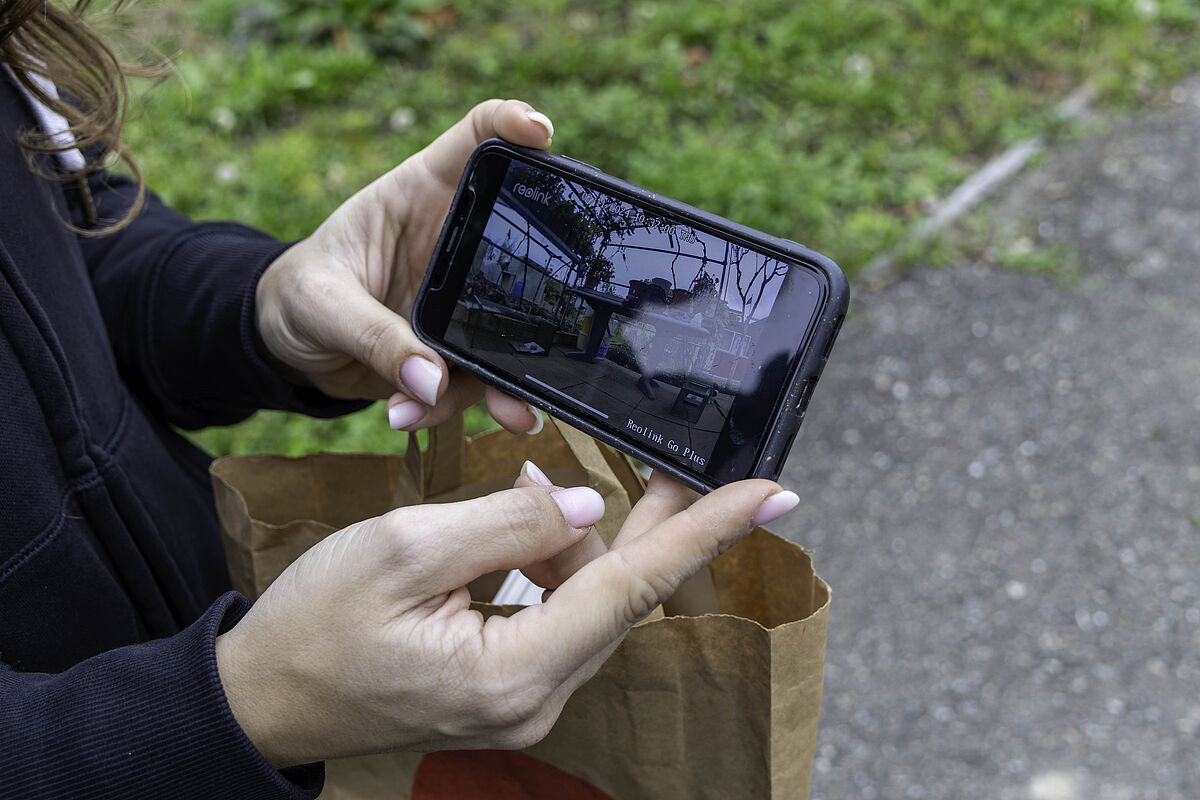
{"left": 427, "top": 152, "right": 828, "bottom": 484}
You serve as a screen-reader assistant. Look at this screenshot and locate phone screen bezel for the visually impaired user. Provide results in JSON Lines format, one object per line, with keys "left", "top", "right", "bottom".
{"left": 416, "top": 141, "right": 837, "bottom": 491}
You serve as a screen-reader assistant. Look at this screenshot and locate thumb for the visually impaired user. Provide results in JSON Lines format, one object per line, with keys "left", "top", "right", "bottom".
{"left": 416, "top": 99, "right": 554, "bottom": 188}
{"left": 324, "top": 279, "right": 447, "bottom": 406}
{"left": 386, "top": 484, "right": 608, "bottom": 594}
{"left": 507, "top": 480, "right": 798, "bottom": 673}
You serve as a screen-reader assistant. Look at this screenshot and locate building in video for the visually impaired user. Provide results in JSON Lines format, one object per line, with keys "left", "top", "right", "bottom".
{"left": 446, "top": 162, "right": 791, "bottom": 467}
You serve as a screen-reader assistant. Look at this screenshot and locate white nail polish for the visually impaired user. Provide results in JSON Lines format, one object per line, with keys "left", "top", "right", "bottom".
{"left": 525, "top": 110, "right": 555, "bottom": 140}
{"left": 522, "top": 460, "right": 552, "bottom": 486}
{"left": 751, "top": 490, "right": 801, "bottom": 527}
{"left": 387, "top": 400, "right": 424, "bottom": 430}
{"left": 400, "top": 356, "right": 443, "bottom": 407}
{"left": 550, "top": 486, "right": 605, "bottom": 529}
{"left": 524, "top": 403, "right": 544, "bottom": 435}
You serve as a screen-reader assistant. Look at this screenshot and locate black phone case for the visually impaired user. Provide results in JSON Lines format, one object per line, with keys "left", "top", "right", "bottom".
{"left": 414, "top": 139, "right": 850, "bottom": 493}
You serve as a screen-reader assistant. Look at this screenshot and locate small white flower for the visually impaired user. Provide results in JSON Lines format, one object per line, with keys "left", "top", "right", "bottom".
{"left": 290, "top": 69, "right": 317, "bottom": 90}
{"left": 325, "top": 162, "right": 348, "bottom": 189}
{"left": 210, "top": 107, "right": 236, "bottom": 132}
{"left": 215, "top": 162, "right": 239, "bottom": 185}
{"left": 389, "top": 107, "right": 416, "bottom": 133}
{"left": 567, "top": 10, "right": 597, "bottom": 33}
{"left": 843, "top": 53, "right": 874, "bottom": 80}
{"left": 1135, "top": 0, "right": 1158, "bottom": 19}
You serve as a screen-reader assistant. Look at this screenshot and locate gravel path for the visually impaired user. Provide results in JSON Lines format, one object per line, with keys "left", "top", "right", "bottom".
{"left": 772, "top": 88, "right": 1200, "bottom": 800}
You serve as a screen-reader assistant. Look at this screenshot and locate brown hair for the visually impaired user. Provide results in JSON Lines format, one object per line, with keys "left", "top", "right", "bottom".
{"left": 0, "top": 0, "right": 160, "bottom": 233}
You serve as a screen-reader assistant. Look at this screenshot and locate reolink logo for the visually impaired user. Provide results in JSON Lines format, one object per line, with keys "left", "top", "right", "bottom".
{"left": 514, "top": 183, "right": 550, "bottom": 205}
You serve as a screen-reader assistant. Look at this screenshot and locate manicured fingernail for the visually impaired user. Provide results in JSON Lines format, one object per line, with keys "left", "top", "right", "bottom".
{"left": 387, "top": 400, "right": 425, "bottom": 430}
{"left": 751, "top": 490, "right": 800, "bottom": 527}
{"left": 525, "top": 110, "right": 554, "bottom": 140}
{"left": 524, "top": 403, "right": 544, "bottom": 435}
{"left": 522, "top": 460, "right": 552, "bottom": 486}
{"left": 550, "top": 486, "right": 605, "bottom": 529}
{"left": 400, "top": 356, "right": 442, "bottom": 407}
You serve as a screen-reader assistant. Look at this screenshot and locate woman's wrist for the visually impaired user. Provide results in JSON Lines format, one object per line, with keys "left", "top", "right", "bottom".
{"left": 252, "top": 249, "right": 317, "bottom": 388}
{"left": 215, "top": 627, "right": 294, "bottom": 769}
{"left": 250, "top": 315, "right": 314, "bottom": 388}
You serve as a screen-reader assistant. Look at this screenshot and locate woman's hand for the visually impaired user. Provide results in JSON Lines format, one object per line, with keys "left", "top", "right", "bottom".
{"left": 254, "top": 99, "right": 555, "bottom": 434}
{"left": 214, "top": 473, "right": 799, "bottom": 768}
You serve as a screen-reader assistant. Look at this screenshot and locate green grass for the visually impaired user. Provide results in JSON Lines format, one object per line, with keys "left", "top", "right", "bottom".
{"left": 118, "top": 0, "right": 1200, "bottom": 457}
{"left": 182, "top": 403, "right": 498, "bottom": 457}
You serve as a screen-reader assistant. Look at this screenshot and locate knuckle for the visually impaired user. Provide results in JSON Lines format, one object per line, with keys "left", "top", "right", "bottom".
{"left": 473, "top": 98, "right": 504, "bottom": 113}
{"left": 470, "top": 99, "right": 505, "bottom": 138}
{"left": 353, "top": 317, "right": 395, "bottom": 371}
{"left": 610, "top": 551, "right": 670, "bottom": 625}
{"left": 503, "top": 715, "right": 555, "bottom": 751}
{"left": 473, "top": 679, "right": 548, "bottom": 731}
{"left": 293, "top": 271, "right": 340, "bottom": 314}
{"left": 491, "top": 490, "right": 554, "bottom": 540}
{"left": 623, "top": 578, "right": 662, "bottom": 625}
{"left": 492, "top": 728, "right": 529, "bottom": 751}
{"left": 675, "top": 505, "right": 725, "bottom": 561}
{"left": 370, "top": 508, "right": 424, "bottom": 568}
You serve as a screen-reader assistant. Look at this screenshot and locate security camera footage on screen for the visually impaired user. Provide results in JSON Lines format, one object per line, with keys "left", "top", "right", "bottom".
{"left": 446, "top": 160, "right": 822, "bottom": 478}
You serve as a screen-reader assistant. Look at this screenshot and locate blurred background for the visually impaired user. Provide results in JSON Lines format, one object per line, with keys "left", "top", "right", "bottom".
{"left": 116, "top": 0, "right": 1199, "bottom": 458}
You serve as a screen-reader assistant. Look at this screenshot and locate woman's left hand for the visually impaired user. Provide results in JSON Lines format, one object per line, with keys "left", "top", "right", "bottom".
{"left": 254, "top": 99, "right": 554, "bottom": 434}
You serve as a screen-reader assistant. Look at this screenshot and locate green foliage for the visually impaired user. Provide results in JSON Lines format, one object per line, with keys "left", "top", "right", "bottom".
{"left": 122, "top": 0, "right": 1199, "bottom": 457}
{"left": 992, "top": 238, "right": 1082, "bottom": 281}
{"left": 129, "top": 0, "right": 1200, "bottom": 262}
{"left": 187, "top": 401, "right": 499, "bottom": 457}
{"left": 192, "top": 0, "right": 445, "bottom": 57}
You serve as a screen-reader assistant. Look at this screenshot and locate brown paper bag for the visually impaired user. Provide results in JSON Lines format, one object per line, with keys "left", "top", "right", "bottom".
{"left": 211, "top": 418, "right": 829, "bottom": 799}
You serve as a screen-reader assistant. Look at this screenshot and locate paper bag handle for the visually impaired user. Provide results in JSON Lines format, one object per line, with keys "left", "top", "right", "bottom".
{"left": 406, "top": 413, "right": 620, "bottom": 516}
{"left": 395, "top": 412, "right": 721, "bottom": 616}
{"left": 389, "top": 415, "right": 466, "bottom": 508}
{"left": 423, "top": 414, "right": 465, "bottom": 498}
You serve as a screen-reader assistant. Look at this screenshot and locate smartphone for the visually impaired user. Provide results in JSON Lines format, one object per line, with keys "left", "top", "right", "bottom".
{"left": 413, "top": 140, "right": 849, "bottom": 493}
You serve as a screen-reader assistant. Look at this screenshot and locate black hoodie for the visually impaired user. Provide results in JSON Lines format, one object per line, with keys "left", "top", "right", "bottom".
{"left": 0, "top": 69, "right": 358, "bottom": 798}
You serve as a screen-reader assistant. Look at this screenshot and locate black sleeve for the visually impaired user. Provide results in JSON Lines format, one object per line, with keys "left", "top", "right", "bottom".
{"left": 70, "top": 172, "right": 367, "bottom": 429}
{"left": 0, "top": 592, "right": 324, "bottom": 799}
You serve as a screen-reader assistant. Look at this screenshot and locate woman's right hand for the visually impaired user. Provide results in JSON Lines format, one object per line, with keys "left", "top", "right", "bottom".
{"left": 254, "top": 99, "right": 553, "bottom": 436}
{"left": 214, "top": 472, "right": 798, "bottom": 767}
